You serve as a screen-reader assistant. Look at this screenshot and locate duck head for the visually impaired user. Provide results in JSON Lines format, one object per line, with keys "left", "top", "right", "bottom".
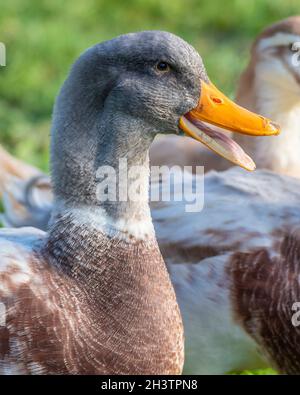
{"left": 51, "top": 31, "right": 279, "bottom": 206}
{"left": 234, "top": 17, "right": 300, "bottom": 176}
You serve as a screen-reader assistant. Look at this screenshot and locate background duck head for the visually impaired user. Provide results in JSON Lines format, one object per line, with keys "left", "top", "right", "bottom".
{"left": 235, "top": 16, "right": 300, "bottom": 177}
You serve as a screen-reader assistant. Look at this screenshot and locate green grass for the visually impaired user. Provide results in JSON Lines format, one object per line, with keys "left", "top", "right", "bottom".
{"left": 230, "top": 368, "right": 277, "bottom": 375}
{"left": 1, "top": 0, "right": 296, "bottom": 374}
{"left": 1, "top": 0, "right": 300, "bottom": 171}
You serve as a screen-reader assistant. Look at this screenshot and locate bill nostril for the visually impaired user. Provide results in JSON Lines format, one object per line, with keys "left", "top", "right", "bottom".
{"left": 211, "top": 97, "right": 223, "bottom": 104}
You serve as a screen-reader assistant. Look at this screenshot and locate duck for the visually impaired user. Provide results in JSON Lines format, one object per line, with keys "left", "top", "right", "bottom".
{"left": 234, "top": 15, "right": 300, "bottom": 177}
{"left": 0, "top": 31, "right": 276, "bottom": 374}
{"left": 151, "top": 16, "right": 300, "bottom": 177}
{"left": 152, "top": 166, "right": 300, "bottom": 374}
{"left": 0, "top": 145, "right": 51, "bottom": 229}
{"left": 0, "top": 172, "right": 52, "bottom": 229}
{"left": 5, "top": 164, "right": 300, "bottom": 374}
{"left": 0, "top": 145, "right": 41, "bottom": 197}
{"left": 0, "top": 145, "right": 42, "bottom": 189}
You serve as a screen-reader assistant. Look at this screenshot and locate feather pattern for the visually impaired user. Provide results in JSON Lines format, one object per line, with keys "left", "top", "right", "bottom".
{"left": 151, "top": 167, "right": 300, "bottom": 373}
{"left": 0, "top": 24, "right": 296, "bottom": 375}
{"left": 2, "top": 165, "right": 300, "bottom": 373}
{"left": 0, "top": 224, "right": 183, "bottom": 374}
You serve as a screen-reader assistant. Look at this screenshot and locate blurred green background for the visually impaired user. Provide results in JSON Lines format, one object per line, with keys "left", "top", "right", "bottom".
{"left": 1, "top": 0, "right": 300, "bottom": 172}
{"left": 1, "top": 0, "right": 299, "bottom": 374}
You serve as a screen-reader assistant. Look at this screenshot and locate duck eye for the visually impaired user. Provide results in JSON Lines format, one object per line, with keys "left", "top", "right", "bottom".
{"left": 155, "top": 61, "right": 171, "bottom": 72}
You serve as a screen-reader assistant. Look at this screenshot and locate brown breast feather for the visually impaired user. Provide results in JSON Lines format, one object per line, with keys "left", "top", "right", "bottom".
{"left": 228, "top": 229, "right": 300, "bottom": 374}
{"left": 0, "top": 222, "right": 183, "bottom": 375}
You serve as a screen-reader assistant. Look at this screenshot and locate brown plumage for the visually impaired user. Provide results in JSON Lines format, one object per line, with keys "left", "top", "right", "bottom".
{"left": 152, "top": 167, "right": 300, "bottom": 374}
{"left": 229, "top": 230, "right": 300, "bottom": 374}
{"left": 0, "top": 224, "right": 183, "bottom": 374}
{"left": 3, "top": 164, "right": 300, "bottom": 373}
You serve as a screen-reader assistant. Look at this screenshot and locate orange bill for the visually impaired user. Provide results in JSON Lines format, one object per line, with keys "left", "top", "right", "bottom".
{"left": 179, "top": 80, "right": 280, "bottom": 171}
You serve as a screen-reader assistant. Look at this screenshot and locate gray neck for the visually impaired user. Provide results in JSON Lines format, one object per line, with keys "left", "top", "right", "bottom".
{"left": 50, "top": 77, "right": 155, "bottom": 238}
